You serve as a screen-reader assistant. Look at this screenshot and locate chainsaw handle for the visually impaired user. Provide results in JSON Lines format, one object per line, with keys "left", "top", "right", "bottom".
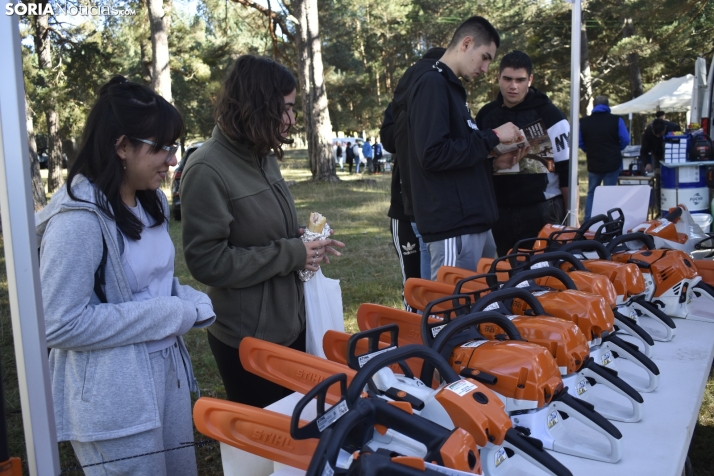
{"left": 345, "top": 452, "right": 452, "bottom": 475}
{"left": 523, "top": 251, "right": 587, "bottom": 271}
{"left": 557, "top": 240, "right": 612, "bottom": 260}
{"left": 511, "top": 237, "right": 553, "bottom": 254}
{"left": 663, "top": 206, "right": 683, "bottom": 222}
{"left": 502, "top": 428, "right": 573, "bottom": 476}
{"left": 471, "top": 287, "right": 547, "bottom": 318}
{"left": 502, "top": 267, "right": 577, "bottom": 291}
{"left": 346, "top": 344, "right": 460, "bottom": 404}
{"left": 582, "top": 358, "right": 643, "bottom": 404}
{"left": 347, "top": 324, "right": 403, "bottom": 372}
{"left": 605, "top": 232, "right": 656, "bottom": 253}
{"left": 554, "top": 391, "right": 622, "bottom": 440}
{"left": 422, "top": 294, "right": 472, "bottom": 341}
{"left": 453, "top": 273, "right": 500, "bottom": 295}
{"left": 312, "top": 397, "right": 456, "bottom": 476}
{"left": 291, "top": 373, "right": 349, "bottom": 440}
{"left": 427, "top": 310, "right": 523, "bottom": 359}
{"left": 488, "top": 253, "right": 532, "bottom": 276}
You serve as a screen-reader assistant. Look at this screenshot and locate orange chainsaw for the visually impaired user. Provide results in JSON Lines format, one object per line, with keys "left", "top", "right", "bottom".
{"left": 435, "top": 266, "right": 660, "bottom": 393}
{"left": 349, "top": 305, "right": 623, "bottom": 462}
{"left": 239, "top": 335, "right": 573, "bottom": 476}
{"left": 397, "top": 281, "right": 644, "bottom": 423}
{"left": 292, "top": 372, "right": 483, "bottom": 475}
{"left": 481, "top": 251, "right": 658, "bottom": 355}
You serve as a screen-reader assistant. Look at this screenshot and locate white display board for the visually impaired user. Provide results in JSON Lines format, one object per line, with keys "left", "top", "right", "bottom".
{"left": 591, "top": 185, "right": 651, "bottom": 233}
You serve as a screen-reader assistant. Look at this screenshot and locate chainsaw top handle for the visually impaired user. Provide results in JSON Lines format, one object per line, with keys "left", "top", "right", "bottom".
{"left": 663, "top": 206, "right": 683, "bottom": 222}
{"left": 346, "top": 324, "right": 404, "bottom": 372}
{"left": 470, "top": 287, "right": 548, "bottom": 317}
{"left": 453, "top": 273, "right": 500, "bottom": 296}
{"left": 511, "top": 237, "right": 553, "bottom": 254}
{"left": 522, "top": 251, "right": 587, "bottom": 272}
{"left": 605, "top": 232, "right": 656, "bottom": 253}
{"left": 558, "top": 240, "right": 611, "bottom": 260}
{"left": 422, "top": 294, "right": 473, "bottom": 338}
{"left": 502, "top": 266, "right": 577, "bottom": 291}
{"left": 346, "top": 344, "right": 461, "bottom": 404}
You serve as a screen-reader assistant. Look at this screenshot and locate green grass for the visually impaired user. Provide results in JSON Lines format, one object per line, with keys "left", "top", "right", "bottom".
{"left": 3, "top": 150, "right": 713, "bottom": 475}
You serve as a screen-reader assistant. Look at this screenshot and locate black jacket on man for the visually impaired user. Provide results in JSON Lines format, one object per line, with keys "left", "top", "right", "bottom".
{"left": 579, "top": 104, "right": 630, "bottom": 173}
{"left": 639, "top": 120, "right": 681, "bottom": 165}
{"left": 406, "top": 60, "right": 500, "bottom": 243}
{"left": 381, "top": 102, "right": 410, "bottom": 222}
{"left": 476, "top": 88, "right": 571, "bottom": 207}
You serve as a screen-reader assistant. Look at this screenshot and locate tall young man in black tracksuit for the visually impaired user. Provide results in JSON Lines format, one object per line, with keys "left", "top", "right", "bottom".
{"left": 406, "top": 16, "right": 526, "bottom": 280}
{"left": 476, "top": 51, "right": 573, "bottom": 256}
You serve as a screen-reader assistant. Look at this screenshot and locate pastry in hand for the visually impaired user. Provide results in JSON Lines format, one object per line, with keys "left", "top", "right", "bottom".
{"left": 308, "top": 212, "right": 327, "bottom": 233}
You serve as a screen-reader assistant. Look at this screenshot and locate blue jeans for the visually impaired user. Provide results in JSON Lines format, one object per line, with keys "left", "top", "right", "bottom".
{"left": 411, "top": 222, "right": 431, "bottom": 279}
{"left": 585, "top": 169, "right": 621, "bottom": 220}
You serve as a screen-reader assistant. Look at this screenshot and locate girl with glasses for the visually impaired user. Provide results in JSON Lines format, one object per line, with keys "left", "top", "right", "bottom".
{"left": 35, "top": 76, "right": 215, "bottom": 475}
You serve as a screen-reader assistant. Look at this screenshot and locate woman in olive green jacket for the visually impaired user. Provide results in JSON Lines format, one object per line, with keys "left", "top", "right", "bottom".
{"left": 180, "top": 55, "right": 343, "bottom": 406}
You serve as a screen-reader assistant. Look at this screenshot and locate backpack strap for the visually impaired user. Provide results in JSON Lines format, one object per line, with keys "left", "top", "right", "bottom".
{"left": 93, "top": 236, "right": 108, "bottom": 303}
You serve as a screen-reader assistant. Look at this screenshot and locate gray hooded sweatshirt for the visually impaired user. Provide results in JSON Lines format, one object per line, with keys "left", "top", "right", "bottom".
{"left": 36, "top": 175, "right": 215, "bottom": 442}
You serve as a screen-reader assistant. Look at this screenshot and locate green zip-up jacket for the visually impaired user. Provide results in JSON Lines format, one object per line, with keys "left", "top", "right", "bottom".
{"left": 180, "top": 126, "right": 307, "bottom": 348}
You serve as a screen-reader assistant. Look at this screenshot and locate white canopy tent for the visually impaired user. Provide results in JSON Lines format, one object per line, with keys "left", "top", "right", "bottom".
{"left": 610, "top": 75, "right": 694, "bottom": 115}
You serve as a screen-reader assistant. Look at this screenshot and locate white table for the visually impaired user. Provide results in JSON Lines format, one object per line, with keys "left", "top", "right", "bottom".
{"left": 220, "top": 316, "right": 714, "bottom": 476}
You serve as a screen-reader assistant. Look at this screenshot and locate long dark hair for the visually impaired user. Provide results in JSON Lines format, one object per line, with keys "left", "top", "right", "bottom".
{"left": 214, "top": 55, "right": 297, "bottom": 159}
{"left": 67, "top": 76, "right": 184, "bottom": 240}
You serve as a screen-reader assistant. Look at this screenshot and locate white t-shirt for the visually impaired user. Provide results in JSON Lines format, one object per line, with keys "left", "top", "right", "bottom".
{"left": 120, "top": 199, "right": 176, "bottom": 353}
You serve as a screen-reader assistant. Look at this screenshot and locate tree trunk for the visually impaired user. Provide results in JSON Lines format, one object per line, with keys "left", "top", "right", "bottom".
{"left": 623, "top": 18, "right": 643, "bottom": 144}
{"left": 146, "top": 0, "right": 173, "bottom": 102}
{"left": 580, "top": 6, "right": 593, "bottom": 116}
{"left": 26, "top": 94, "right": 47, "bottom": 211}
{"left": 294, "top": 0, "right": 338, "bottom": 182}
{"left": 32, "top": 3, "right": 64, "bottom": 193}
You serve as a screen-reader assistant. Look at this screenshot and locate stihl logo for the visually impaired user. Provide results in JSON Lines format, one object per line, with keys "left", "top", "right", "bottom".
{"left": 251, "top": 429, "right": 294, "bottom": 449}
{"left": 296, "top": 369, "right": 325, "bottom": 383}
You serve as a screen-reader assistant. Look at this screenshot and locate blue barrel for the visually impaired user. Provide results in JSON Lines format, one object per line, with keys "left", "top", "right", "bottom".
{"left": 661, "top": 165, "right": 709, "bottom": 212}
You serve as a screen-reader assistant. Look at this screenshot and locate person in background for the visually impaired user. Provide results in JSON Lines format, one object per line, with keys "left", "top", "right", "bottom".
{"left": 373, "top": 140, "right": 383, "bottom": 173}
{"left": 354, "top": 141, "right": 363, "bottom": 173}
{"left": 362, "top": 138, "right": 374, "bottom": 174}
{"left": 336, "top": 141, "right": 344, "bottom": 172}
{"left": 36, "top": 76, "right": 215, "bottom": 475}
{"left": 345, "top": 141, "right": 355, "bottom": 173}
{"left": 579, "top": 95, "right": 630, "bottom": 220}
{"left": 180, "top": 55, "right": 344, "bottom": 407}
{"left": 476, "top": 51, "right": 572, "bottom": 256}
{"left": 405, "top": 16, "right": 526, "bottom": 280}
{"left": 640, "top": 112, "right": 682, "bottom": 173}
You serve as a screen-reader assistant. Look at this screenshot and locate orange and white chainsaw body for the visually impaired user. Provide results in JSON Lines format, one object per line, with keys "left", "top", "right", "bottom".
{"left": 612, "top": 249, "right": 701, "bottom": 319}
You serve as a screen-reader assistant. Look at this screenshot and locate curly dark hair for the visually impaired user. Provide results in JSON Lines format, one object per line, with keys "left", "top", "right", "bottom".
{"left": 68, "top": 75, "right": 183, "bottom": 240}
{"left": 215, "top": 55, "right": 297, "bottom": 159}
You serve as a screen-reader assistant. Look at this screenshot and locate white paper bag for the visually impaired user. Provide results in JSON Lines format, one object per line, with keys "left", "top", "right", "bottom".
{"left": 304, "top": 268, "right": 345, "bottom": 358}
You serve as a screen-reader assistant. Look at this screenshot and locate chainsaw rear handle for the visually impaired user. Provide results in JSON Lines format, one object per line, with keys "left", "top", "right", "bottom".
{"left": 291, "top": 373, "right": 349, "bottom": 440}
{"left": 453, "top": 273, "right": 500, "bottom": 296}
{"left": 631, "top": 296, "right": 676, "bottom": 330}
{"left": 523, "top": 251, "right": 588, "bottom": 272}
{"left": 502, "top": 267, "right": 577, "bottom": 291}
{"left": 558, "top": 240, "right": 612, "bottom": 260}
{"left": 346, "top": 344, "right": 460, "bottom": 404}
{"left": 554, "top": 390, "right": 622, "bottom": 440}
{"left": 470, "top": 287, "right": 548, "bottom": 318}
{"left": 605, "top": 232, "right": 656, "bottom": 253}
{"left": 342, "top": 451, "right": 456, "bottom": 476}
{"left": 422, "top": 294, "right": 473, "bottom": 338}
{"left": 582, "top": 357, "right": 643, "bottom": 404}
{"left": 602, "top": 335, "right": 660, "bottom": 393}
{"left": 612, "top": 310, "right": 655, "bottom": 347}
{"left": 502, "top": 428, "right": 573, "bottom": 476}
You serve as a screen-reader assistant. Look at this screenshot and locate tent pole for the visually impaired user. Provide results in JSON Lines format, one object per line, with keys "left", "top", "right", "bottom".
{"left": 0, "top": 11, "right": 60, "bottom": 476}
{"left": 566, "top": 0, "right": 582, "bottom": 226}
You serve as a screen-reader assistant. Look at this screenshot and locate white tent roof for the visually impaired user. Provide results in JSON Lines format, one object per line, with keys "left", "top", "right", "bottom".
{"left": 610, "top": 75, "right": 693, "bottom": 115}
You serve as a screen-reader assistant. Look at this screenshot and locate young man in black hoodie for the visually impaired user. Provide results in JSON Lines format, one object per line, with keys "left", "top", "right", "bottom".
{"left": 476, "top": 50, "right": 572, "bottom": 256}
{"left": 406, "top": 16, "right": 526, "bottom": 280}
